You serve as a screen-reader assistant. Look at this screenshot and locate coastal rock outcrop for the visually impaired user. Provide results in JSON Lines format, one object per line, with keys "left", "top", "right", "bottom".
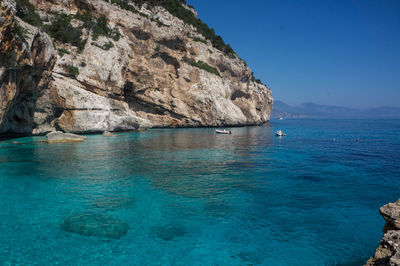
{"left": 366, "top": 199, "right": 400, "bottom": 265}
{"left": 0, "top": 0, "right": 273, "bottom": 135}
{"left": 102, "top": 131, "right": 115, "bottom": 136}
{"left": 46, "top": 131, "right": 87, "bottom": 143}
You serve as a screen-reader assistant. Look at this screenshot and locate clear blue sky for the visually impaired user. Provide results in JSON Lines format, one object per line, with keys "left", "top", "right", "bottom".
{"left": 186, "top": 0, "right": 400, "bottom": 108}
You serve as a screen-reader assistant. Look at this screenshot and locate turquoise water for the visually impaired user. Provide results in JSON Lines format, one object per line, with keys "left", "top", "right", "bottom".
{"left": 1, "top": 119, "right": 400, "bottom": 265}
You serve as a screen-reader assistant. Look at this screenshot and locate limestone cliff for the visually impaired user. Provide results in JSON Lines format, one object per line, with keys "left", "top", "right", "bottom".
{"left": 366, "top": 199, "right": 400, "bottom": 265}
{"left": 0, "top": 0, "right": 273, "bottom": 135}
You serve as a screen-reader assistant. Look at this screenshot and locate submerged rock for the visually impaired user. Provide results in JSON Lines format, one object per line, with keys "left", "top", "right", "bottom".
{"left": 204, "top": 199, "right": 233, "bottom": 217}
{"left": 46, "top": 131, "right": 87, "bottom": 143}
{"left": 60, "top": 212, "right": 129, "bottom": 239}
{"left": 151, "top": 224, "right": 186, "bottom": 241}
{"left": 235, "top": 251, "right": 262, "bottom": 265}
{"left": 366, "top": 199, "right": 400, "bottom": 265}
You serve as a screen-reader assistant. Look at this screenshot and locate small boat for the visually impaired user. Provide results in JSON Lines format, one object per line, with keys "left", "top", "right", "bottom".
{"left": 215, "top": 129, "right": 232, "bottom": 134}
{"left": 275, "top": 130, "right": 286, "bottom": 136}
{"left": 279, "top": 117, "right": 283, "bottom": 120}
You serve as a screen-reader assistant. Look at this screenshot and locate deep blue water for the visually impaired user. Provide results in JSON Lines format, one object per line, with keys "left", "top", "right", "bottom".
{"left": 1, "top": 119, "right": 400, "bottom": 265}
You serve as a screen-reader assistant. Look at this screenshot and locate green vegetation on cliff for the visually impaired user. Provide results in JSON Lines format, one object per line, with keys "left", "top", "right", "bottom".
{"left": 149, "top": 0, "right": 235, "bottom": 57}
{"left": 13, "top": 21, "right": 28, "bottom": 41}
{"left": 57, "top": 48, "right": 70, "bottom": 57}
{"left": 183, "top": 57, "right": 221, "bottom": 77}
{"left": 90, "top": 16, "right": 121, "bottom": 41}
{"left": 15, "top": 0, "right": 120, "bottom": 52}
{"left": 15, "top": 0, "right": 42, "bottom": 27}
{"left": 44, "top": 13, "right": 87, "bottom": 51}
{"left": 13, "top": 0, "right": 263, "bottom": 84}
{"left": 15, "top": 0, "right": 235, "bottom": 58}
{"left": 193, "top": 37, "right": 207, "bottom": 45}
{"left": 110, "top": 0, "right": 168, "bottom": 27}
{"left": 92, "top": 41, "right": 114, "bottom": 50}
{"left": 68, "top": 66, "right": 79, "bottom": 77}
{"left": 112, "top": 0, "right": 235, "bottom": 57}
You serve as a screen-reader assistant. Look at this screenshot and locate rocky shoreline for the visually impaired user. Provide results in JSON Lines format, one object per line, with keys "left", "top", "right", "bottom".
{"left": 0, "top": 0, "right": 273, "bottom": 136}
{"left": 366, "top": 199, "right": 400, "bottom": 265}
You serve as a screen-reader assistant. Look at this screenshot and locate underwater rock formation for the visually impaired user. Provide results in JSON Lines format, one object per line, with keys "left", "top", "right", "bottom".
{"left": 151, "top": 224, "right": 186, "bottom": 241}
{"left": 60, "top": 212, "right": 129, "bottom": 239}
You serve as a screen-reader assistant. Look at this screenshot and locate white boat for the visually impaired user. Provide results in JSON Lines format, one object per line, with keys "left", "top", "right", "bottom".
{"left": 279, "top": 117, "right": 283, "bottom": 120}
{"left": 275, "top": 130, "right": 286, "bottom": 136}
{"left": 215, "top": 129, "right": 232, "bottom": 134}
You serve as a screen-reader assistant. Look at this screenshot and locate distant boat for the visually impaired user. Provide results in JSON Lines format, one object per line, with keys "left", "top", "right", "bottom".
{"left": 275, "top": 130, "right": 286, "bottom": 136}
{"left": 216, "top": 129, "right": 232, "bottom": 134}
{"left": 279, "top": 117, "right": 283, "bottom": 120}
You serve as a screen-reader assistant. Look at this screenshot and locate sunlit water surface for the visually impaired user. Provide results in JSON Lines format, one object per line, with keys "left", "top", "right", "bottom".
{"left": 1, "top": 119, "right": 400, "bottom": 265}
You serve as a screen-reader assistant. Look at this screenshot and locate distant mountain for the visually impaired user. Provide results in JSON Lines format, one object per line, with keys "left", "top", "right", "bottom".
{"left": 272, "top": 101, "right": 400, "bottom": 119}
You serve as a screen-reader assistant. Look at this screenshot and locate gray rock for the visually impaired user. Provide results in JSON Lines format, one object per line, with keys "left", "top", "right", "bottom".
{"left": 366, "top": 230, "right": 400, "bottom": 266}
{"left": 366, "top": 199, "right": 400, "bottom": 266}
{"left": 46, "top": 131, "right": 87, "bottom": 143}
{"left": 102, "top": 131, "right": 115, "bottom": 137}
{"left": 60, "top": 212, "right": 129, "bottom": 239}
{"left": 0, "top": 4, "right": 56, "bottom": 135}
{"left": 380, "top": 199, "right": 400, "bottom": 232}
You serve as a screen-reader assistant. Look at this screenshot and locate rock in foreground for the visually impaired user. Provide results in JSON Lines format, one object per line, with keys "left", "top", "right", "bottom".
{"left": 61, "top": 212, "right": 129, "bottom": 239}
{"left": 366, "top": 199, "right": 400, "bottom": 265}
{"left": 46, "top": 131, "right": 87, "bottom": 143}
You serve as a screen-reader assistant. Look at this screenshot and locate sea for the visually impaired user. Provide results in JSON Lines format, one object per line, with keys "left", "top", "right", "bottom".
{"left": 0, "top": 118, "right": 399, "bottom": 265}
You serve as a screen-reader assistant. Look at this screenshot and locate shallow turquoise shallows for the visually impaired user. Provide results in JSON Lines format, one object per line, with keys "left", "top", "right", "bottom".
{"left": 1, "top": 119, "right": 400, "bottom": 265}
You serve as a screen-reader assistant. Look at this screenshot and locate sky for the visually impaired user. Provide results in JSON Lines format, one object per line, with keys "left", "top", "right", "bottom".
{"left": 186, "top": 0, "right": 400, "bottom": 108}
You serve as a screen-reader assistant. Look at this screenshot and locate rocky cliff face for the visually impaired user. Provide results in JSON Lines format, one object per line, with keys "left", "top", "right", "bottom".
{"left": 0, "top": 0, "right": 57, "bottom": 134}
{"left": 366, "top": 199, "right": 400, "bottom": 265}
{"left": 0, "top": 0, "right": 273, "bottom": 135}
